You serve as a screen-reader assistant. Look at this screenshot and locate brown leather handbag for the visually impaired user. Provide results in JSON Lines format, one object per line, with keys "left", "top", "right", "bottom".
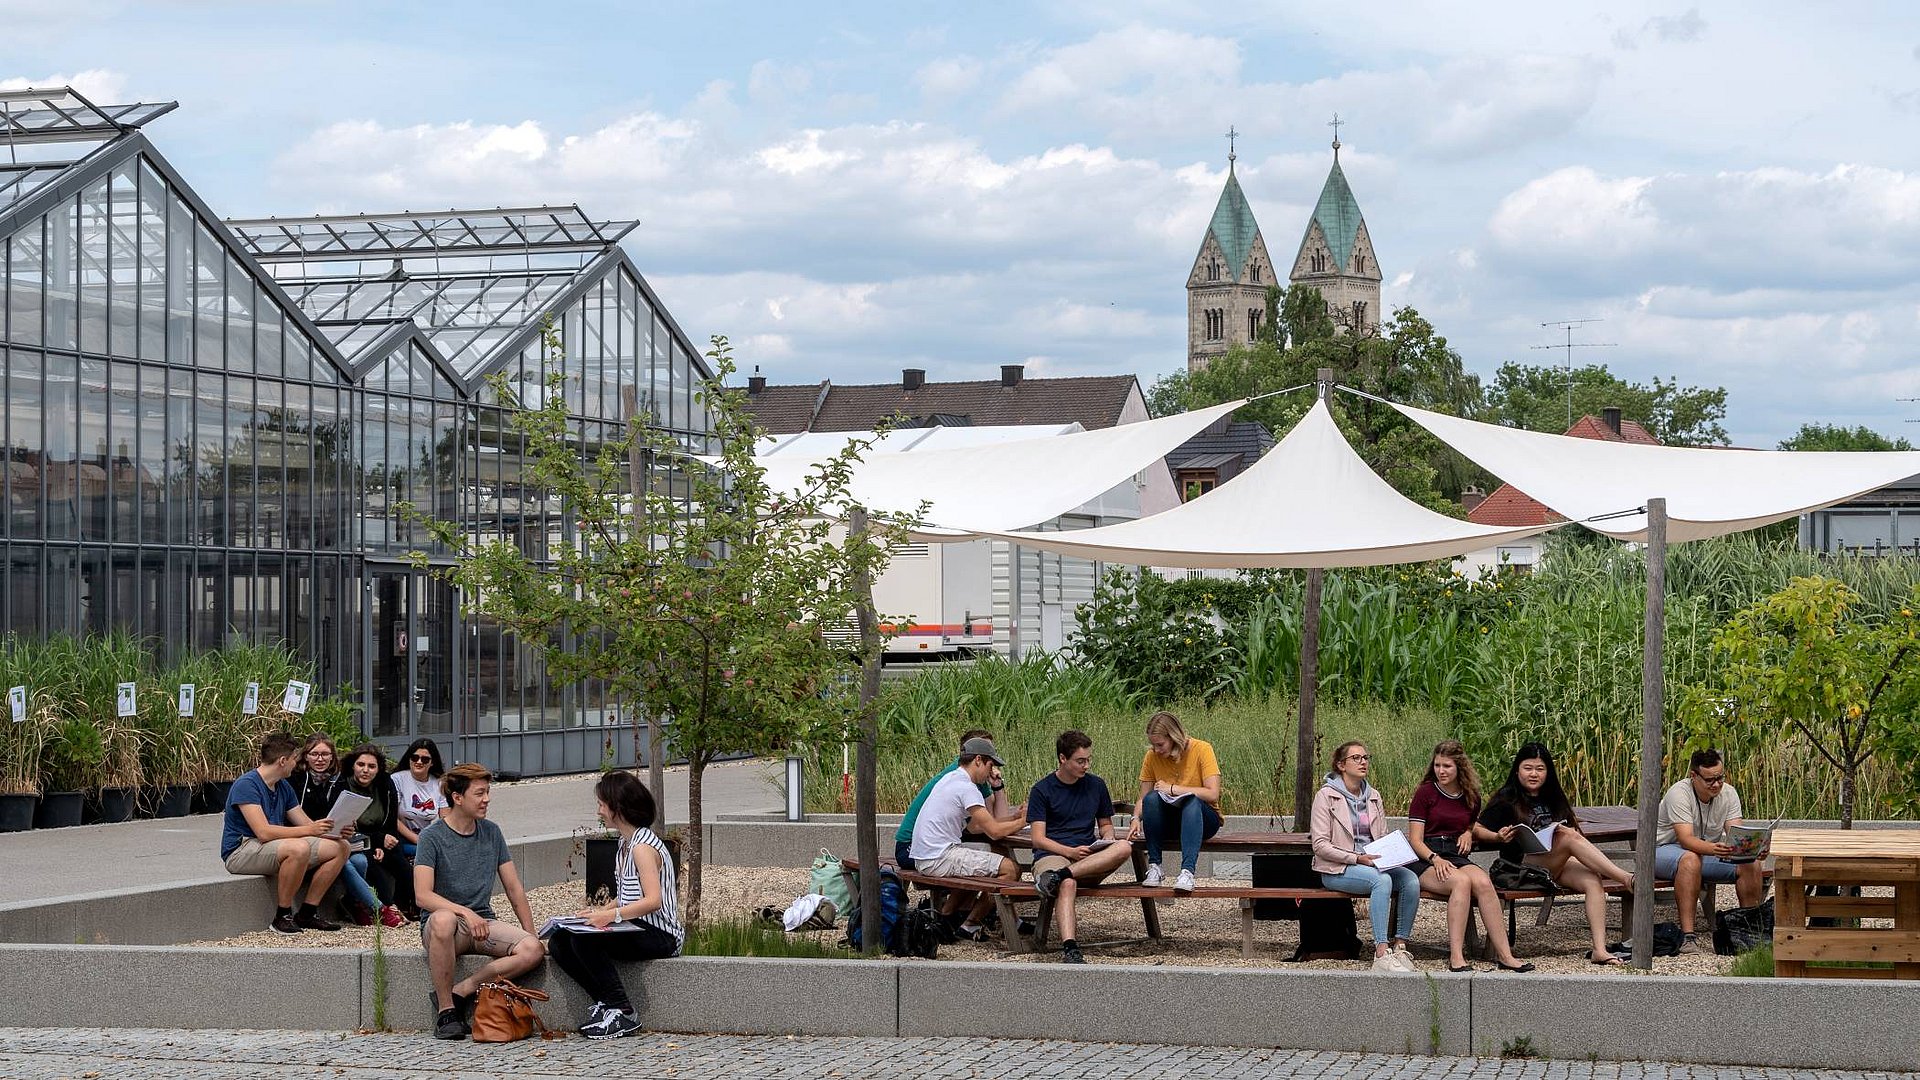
{"left": 469, "top": 979, "right": 551, "bottom": 1043}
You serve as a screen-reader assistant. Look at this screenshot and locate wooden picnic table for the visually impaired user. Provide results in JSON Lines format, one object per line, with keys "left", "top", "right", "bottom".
{"left": 1771, "top": 829, "right": 1920, "bottom": 980}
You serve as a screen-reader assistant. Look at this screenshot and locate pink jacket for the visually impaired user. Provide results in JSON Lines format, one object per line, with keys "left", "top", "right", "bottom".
{"left": 1309, "top": 780, "right": 1386, "bottom": 875}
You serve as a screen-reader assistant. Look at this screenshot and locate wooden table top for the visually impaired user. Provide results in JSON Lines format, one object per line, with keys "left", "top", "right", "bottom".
{"left": 1770, "top": 828, "right": 1920, "bottom": 860}
{"left": 999, "top": 805, "right": 1641, "bottom": 853}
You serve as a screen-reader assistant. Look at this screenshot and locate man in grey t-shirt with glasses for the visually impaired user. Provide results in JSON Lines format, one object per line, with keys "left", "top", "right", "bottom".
{"left": 1654, "top": 749, "right": 1768, "bottom": 954}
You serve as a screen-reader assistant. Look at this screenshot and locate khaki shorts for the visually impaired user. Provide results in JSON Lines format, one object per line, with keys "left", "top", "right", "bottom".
{"left": 224, "top": 837, "right": 327, "bottom": 877}
{"left": 918, "top": 844, "right": 1005, "bottom": 878}
{"left": 1032, "top": 851, "right": 1121, "bottom": 885}
{"left": 421, "top": 910, "right": 533, "bottom": 959}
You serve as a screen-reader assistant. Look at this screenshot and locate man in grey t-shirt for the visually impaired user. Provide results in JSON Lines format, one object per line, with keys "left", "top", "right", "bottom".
{"left": 1654, "top": 749, "right": 1766, "bottom": 952}
{"left": 415, "top": 763, "right": 543, "bottom": 1040}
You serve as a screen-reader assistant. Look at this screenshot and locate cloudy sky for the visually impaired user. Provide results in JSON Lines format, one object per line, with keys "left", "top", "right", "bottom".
{"left": 7, "top": 1, "right": 1920, "bottom": 446}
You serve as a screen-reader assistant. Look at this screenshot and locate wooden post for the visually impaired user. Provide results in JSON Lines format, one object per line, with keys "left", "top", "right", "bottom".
{"left": 1292, "top": 368, "right": 1334, "bottom": 828}
{"left": 1630, "top": 497, "right": 1667, "bottom": 970}
{"left": 850, "top": 507, "right": 884, "bottom": 954}
{"left": 624, "top": 386, "right": 668, "bottom": 826}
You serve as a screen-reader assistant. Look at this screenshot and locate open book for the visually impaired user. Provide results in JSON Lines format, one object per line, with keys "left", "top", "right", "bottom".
{"left": 321, "top": 791, "right": 371, "bottom": 837}
{"left": 1508, "top": 821, "right": 1558, "bottom": 855}
{"left": 1362, "top": 830, "right": 1419, "bottom": 870}
{"left": 1721, "top": 816, "right": 1782, "bottom": 862}
{"left": 1089, "top": 837, "right": 1119, "bottom": 851}
{"left": 537, "top": 915, "right": 642, "bottom": 939}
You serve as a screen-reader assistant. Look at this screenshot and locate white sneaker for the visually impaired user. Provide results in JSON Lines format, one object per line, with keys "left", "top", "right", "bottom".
{"left": 1141, "top": 864, "right": 1163, "bottom": 888}
{"left": 1371, "top": 953, "right": 1405, "bottom": 973}
{"left": 1173, "top": 869, "right": 1196, "bottom": 893}
{"left": 1390, "top": 947, "right": 1418, "bottom": 973}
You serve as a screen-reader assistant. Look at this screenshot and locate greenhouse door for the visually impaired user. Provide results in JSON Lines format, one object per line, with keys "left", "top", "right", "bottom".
{"left": 367, "top": 565, "right": 455, "bottom": 743}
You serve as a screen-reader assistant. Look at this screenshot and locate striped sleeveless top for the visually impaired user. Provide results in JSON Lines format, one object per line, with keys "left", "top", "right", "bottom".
{"left": 616, "top": 827, "right": 683, "bottom": 948}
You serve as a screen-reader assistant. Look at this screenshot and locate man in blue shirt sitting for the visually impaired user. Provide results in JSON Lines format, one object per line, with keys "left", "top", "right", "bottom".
{"left": 1027, "top": 729, "right": 1132, "bottom": 964}
{"left": 219, "top": 732, "right": 352, "bottom": 934}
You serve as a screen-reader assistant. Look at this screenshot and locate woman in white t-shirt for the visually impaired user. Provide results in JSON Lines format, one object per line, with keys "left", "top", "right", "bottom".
{"left": 389, "top": 738, "right": 446, "bottom": 870}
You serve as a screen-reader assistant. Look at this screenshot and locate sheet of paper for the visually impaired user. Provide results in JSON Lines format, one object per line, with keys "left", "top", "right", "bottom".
{"left": 1089, "top": 837, "right": 1117, "bottom": 851}
{"left": 538, "top": 915, "right": 641, "bottom": 938}
{"left": 1363, "top": 830, "right": 1419, "bottom": 869}
{"left": 322, "top": 790, "right": 372, "bottom": 835}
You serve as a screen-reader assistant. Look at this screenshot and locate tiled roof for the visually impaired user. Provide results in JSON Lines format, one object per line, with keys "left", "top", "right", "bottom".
{"left": 1166, "top": 419, "right": 1275, "bottom": 470}
{"left": 1467, "top": 414, "right": 1663, "bottom": 527}
{"left": 741, "top": 374, "right": 1140, "bottom": 435}
{"left": 1207, "top": 171, "right": 1262, "bottom": 280}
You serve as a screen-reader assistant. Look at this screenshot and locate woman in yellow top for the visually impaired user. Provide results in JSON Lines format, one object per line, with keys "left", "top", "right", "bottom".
{"left": 1124, "top": 711, "right": 1222, "bottom": 893}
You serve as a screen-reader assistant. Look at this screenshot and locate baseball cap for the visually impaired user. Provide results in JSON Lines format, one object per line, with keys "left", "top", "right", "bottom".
{"left": 960, "top": 737, "right": 1005, "bottom": 766}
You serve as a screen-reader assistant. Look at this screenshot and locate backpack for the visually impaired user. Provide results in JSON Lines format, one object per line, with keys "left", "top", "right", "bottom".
{"left": 1713, "top": 898, "right": 1774, "bottom": 956}
{"left": 844, "top": 867, "right": 909, "bottom": 953}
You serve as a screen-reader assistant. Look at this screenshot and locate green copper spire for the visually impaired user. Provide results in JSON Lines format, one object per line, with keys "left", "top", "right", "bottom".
{"left": 1305, "top": 146, "right": 1366, "bottom": 271}
{"left": 1206, "top": 169, "right": 1260, "bottom": 282}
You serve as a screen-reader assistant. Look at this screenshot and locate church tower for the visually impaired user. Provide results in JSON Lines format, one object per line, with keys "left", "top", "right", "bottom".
{"left": 1289, "top": 122, "right": 1382, "bottom": 335}
{"left": 1187, "top": 130, "right": 1276, "bottom": 372}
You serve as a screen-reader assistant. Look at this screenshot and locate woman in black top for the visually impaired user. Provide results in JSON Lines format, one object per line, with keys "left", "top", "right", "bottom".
{"left": 340, "top": 744, "right": 411, "bottom": 926}
{"left": 1475, "top": 742, "right": 1635, "bottom": 964}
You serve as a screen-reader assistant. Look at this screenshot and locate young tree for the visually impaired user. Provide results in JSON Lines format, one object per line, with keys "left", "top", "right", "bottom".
{"left": 1483, "top": 362, "right": 1728, "bottom": 446}
{"left": 418, "top": 330, "right": 908, "bottom": 923}
{"left": 1680, "top": 576, "right": 1920, "bottom": 828}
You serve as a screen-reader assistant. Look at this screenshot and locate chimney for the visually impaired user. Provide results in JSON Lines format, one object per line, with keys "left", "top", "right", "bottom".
{"left": 1000, "top": 364, "right": 1024, "bottom": 387}
{"left": 1602, "top": 406, "right": 1622, "bottom": 435}
{"left": 747, "top": 374, "right": 766, "bottom": 394}
{"left": 1460, "top": 485, "right": 1487, "bottom": 514}
{"left": 901, "top": 368, "right": 925, "bottom": 392}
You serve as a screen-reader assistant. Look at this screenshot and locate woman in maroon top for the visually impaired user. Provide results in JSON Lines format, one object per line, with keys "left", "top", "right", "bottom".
{"left": 1408, "top": 740, "right": 1533, "bottom": 973}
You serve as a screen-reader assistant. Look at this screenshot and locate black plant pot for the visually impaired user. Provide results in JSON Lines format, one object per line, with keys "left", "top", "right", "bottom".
{"left": 34, "top": 790, "right": 85, "bottom": 829}
{"left": 583, "top": 835, "right": 617, "bottom": 904}
{"left": 94, "top": 786, "right": 136, "bottom": 824}
{"left": 0, "top": 793, "right": 35, "bottom": 832}
{"left": 197, "top": 779, "right": 234, "bottom": 815}
{"left": 154, "top": 784, "right": 193, "bottom": 818}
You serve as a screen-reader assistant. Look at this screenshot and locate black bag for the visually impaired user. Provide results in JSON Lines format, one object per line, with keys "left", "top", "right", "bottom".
{"left": 1490, "top": 857, "right": 1556, "bottom": 893}
{"left": 895, "top": 906, "right": 943, "bottom": 959}
{"left": 1713, "top": 898, "right": 1774, "bottom": 956}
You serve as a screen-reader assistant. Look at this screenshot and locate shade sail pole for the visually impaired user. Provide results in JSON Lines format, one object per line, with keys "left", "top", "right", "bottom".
{"left": 1630, "top": 497, "right": 1667, "bottom": 970}
{"left": 1292, "top": 368, "right": 1334, "bottom": 828}
{"left": 850, "top": 507, "right": 884, "bottom": 954}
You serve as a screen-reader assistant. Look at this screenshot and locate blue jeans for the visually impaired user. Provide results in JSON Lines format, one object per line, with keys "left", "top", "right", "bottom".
{"left": 1138, "top": 792, "right": 1222, "bottom": 872}
{"left": 342, "top": 852, "right": 383, "bottom": 911}
{"left": 1321, "top": 863, "right": 1421, "bottom": 945}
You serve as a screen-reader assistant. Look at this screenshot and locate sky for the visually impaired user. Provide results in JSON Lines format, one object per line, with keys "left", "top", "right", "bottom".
{"left": 7, "top": 0, "right": 1920, "bottom": 447}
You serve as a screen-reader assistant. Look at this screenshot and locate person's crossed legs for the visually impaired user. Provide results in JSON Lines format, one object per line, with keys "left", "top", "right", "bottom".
{"left": 423, "top": 909, "right": 545, "bottom": 1016}
{"left": 1033, "top": 839, "right": 1133, "bottom": 948}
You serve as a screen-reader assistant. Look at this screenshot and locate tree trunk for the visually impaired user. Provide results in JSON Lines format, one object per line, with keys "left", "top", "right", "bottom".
{"left": 684, "top": 758, "right": 704, "bottom": 926}
{"left": 1630, "top": 497, "right": 1667, "bottom": 972}
{"left": 850, "top": 507, "right": 884, "bottom": 955}
{"left": 1292, "top": 566, "right": 1323, "bottom": 829}
{"left": 1840, "top": 763, "right": 1856, "bottom": 830}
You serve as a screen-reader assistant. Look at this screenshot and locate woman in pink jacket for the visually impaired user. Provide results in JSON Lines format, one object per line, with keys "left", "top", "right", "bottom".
{"left": 1310, "top": 740, "right": 1422, "bottom": 973}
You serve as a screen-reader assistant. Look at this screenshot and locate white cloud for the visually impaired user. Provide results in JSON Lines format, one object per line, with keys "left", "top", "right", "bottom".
{"left": 0, "top": 68, "right": 129, "bottom": 101}
{"left": 1489, "top": 166, "right": 1659, "bottom": 260}
{"left": 915, "top": 56, "right": 984, "bottom": 99}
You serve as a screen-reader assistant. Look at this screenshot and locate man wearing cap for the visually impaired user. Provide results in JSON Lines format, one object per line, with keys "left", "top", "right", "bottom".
{"left": 907, "top": 737, "right": 1028, "bottom": 941}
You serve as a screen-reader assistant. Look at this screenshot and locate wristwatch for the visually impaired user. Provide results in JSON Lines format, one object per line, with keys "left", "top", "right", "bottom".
{"left": 990, "top": 783, "right": 1006, "bottom": 792}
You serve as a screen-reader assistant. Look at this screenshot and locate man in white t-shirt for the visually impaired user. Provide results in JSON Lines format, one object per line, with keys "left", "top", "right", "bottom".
{"left": 1655, "top": 748, "right": 1767, "bottom": 953}
{"left": 907, "top": 738, "right": 1028, "bottom": 940}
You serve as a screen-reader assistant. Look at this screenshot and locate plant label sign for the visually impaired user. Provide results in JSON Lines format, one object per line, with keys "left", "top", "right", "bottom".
{"left": 283, "top": 680, "right": 312, "bottom": 715}
{"left": 242, "top": 682, "right": 260, "bottom": 715}
{"left": 7, "top": 685, "right": 24, "bottom": 723}
{"left": 178, "top": 683, "right": 196, "bottom": 718}
{"left": 116, "top": 682, "right": 138, "bottom": 718}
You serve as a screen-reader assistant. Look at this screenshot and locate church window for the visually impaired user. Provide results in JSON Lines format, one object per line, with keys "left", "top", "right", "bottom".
{"left": 1310, "top": 250, "right": 1326, "bottom": 273}
{"left": 1207, "top": 258, "right": 1220, "bottom": 282}
{"left": 1248, "top": 309, "right": 1261, "bottom": 339}
{"left": 1353, "top": 253, "right": 1365, "bottom": 273}
{"left": 1251, "top": 263, "right": 1261, "bottom": 283}
{"left": 1352, "top": 301, "right": 1367, "bottom": 326}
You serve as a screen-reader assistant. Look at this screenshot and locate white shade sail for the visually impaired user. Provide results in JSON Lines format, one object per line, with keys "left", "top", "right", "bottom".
{"left": 750, "top": 399, "right": 1246, "bottom": 537}
{"left": 964, "top": 399, "right": 1561, "bottom": 568}
{"left": 1390, "top": 401, "right": 1920, "bottom": 543}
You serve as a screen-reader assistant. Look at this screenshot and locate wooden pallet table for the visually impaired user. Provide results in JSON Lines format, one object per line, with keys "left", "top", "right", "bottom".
{"left": 1771, "top": 829, "right": 1920, "bottom": 980}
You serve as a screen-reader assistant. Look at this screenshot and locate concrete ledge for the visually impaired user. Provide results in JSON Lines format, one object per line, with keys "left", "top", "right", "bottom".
{"left": 899, "top": 961, "right": 1468, "bottom": 1056}
{"left": 1473, "top": 971, "right": 1920, "bottom": 1070}
{"left": 0, "top": 943, "right": 363, "bottom": 1030}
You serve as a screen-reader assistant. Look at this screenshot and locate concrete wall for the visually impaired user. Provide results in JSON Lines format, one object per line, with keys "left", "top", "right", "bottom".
{"left": 0, "top": 944, "right": 364, "bottom": 1029}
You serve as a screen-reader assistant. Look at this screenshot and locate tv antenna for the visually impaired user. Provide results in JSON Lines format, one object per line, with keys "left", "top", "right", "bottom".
{"left": 1531, "top": 319, "right": 1616, "bottom": 429}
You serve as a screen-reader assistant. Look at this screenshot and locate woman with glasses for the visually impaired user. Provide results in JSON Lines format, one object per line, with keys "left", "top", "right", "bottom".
{"left": 1477, "top": 742, "right": 1636, "bottom": 965}
{"left": 1310, "top": 741, "right": 1422, "bottom": 972}
{"left": 390, "top": 738, "right": 447, "bottom": 886}
{"left": 291, "top": 734, "right": 342, "bottom": 823}
{"left": 338, "top": 744, "right": 410, "bottom": 927}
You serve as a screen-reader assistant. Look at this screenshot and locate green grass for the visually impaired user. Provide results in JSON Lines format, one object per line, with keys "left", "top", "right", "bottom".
{"left": 681, "top": 918, "right": 849, "bottom": 958}
{"left": 1724, "top": 943, "right": 1773, "bottom": 977}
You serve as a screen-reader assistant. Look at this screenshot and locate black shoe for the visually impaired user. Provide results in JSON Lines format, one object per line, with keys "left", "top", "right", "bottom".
{"left": 1061, "top": 943, "right": 1087, "bottom": 964}
{"left": 956, "top": 924, "right": 992, "bottom": 943}
{"left": 454, "top": 990, "right": 477, "bottom": 1022}
{"left": 434, "top": 1007, "right": 469, "bottom": 1040}
{"left": 269, "top": 914, "right": 302, "bottom": 935}
{"left": 1034, "top": 868, "right": 1064, "bottom": 900}
{"left": 294, "top": 909, "right": 341, "bottom": 932}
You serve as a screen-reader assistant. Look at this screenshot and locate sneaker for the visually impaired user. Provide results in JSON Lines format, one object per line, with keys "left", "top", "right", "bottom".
{"left": 1173, "top": 869, "right": 1196, "bottom": 894}
{"left": 433, "top": 1007, "right": 469, "bottom": 1040}
{"left": 1372, "top": 953, "right": 1408, "bottom": 974}
{"left": 1060, "top": 943, "right": 1087, "bottom": 964}
{"left": 1678, "top": 933, "right": 1702, "bottom": 955}
{"left": 348, "top": 902, "right": 377, "bottom": 927}
{"left": 1141, "top": 864, "right": 1164, "bottom": 888}
{"left": 1390, "top": 947, "right": 1419, "bottom": 973}
{"left": 578, "top": 1001, "right": 611, "bottom": 1034}
{"left": 955, "top": 924, "right": 992, "bottom": 943}
{"left": 269, "top": 913, "right": 302, "bottom": 935}
{"left": 379, "top": 905, "right": 406, "bottom": 929}
{"left": 294, "top": 909, "right": 341, "bottom": 932}
{"left": 1034, "top": 868, "right": 1065, "bottom": 900}
{"left": 583, "top": 1008, "right": 641, "bottom": 1041}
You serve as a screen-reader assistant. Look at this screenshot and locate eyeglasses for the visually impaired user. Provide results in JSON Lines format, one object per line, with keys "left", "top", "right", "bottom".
{"left": 307, "top": 749, "right": 332, "bottom": 757}
{"left": 1345, "top": 754, "right": 1370, "bottom": 763}
{"left": 410, "top": 754, "right": 433, "bottom": 764}
{"left": 1692, "top": 771, "right": 1726, "bottom": 786}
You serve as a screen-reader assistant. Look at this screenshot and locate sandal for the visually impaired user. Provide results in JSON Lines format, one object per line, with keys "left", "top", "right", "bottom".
{"left": 1588, "top": 951, "right": 1626, "bottom": 966}
{"left": 1447, "top": 963, "right": 1476, "bottom": 973}
{"left": 1496, "top": 960, "right": 1536, "bottom": 973}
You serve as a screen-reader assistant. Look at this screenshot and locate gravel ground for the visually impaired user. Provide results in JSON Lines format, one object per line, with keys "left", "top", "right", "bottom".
{"left": 188, "top": 864, "right": 1752, "bottom": 975}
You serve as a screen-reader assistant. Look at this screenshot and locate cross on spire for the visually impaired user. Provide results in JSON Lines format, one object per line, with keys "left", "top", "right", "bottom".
{"left": 1328, "top": 113, "right": 1344, "bottom": 159}
{"left": 1224, "top": 124, "right": 1239, "bottom": 170}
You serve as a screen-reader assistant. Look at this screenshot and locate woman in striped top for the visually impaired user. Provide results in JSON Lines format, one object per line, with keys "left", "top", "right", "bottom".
{"left": 549, "top": 771, "right": 683, "bottom": 1040}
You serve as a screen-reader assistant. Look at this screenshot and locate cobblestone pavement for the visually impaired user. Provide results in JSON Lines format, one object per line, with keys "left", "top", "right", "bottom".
{"left": 0, "top": 1029, "right": 1912, "bottom": 1080}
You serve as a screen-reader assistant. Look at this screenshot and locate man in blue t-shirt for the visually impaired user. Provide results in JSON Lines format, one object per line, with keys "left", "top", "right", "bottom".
{"left": 1026, "top": 729, "right": 1131, "bottom": 964}
{"left": 220, "top": 731, "right": 352, "bottom": 934}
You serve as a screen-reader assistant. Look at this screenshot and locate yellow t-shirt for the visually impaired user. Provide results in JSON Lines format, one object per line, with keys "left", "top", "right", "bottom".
{"left": 1138, "top": 737, "right": 1221, "bottom": 793}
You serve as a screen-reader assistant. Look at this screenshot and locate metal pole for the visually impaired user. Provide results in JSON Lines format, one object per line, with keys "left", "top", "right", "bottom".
{"left": 850, "top": 507, "right": 884, "bottom": 954}
{"left": 1631, "top": 497, "right": 1667, "bottom": 970}
{"left": 625, "top": 385, "right": 668, "bottom": 827}
{"left": 1292, "top": 368, "right": 1334, "bottom": 828}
